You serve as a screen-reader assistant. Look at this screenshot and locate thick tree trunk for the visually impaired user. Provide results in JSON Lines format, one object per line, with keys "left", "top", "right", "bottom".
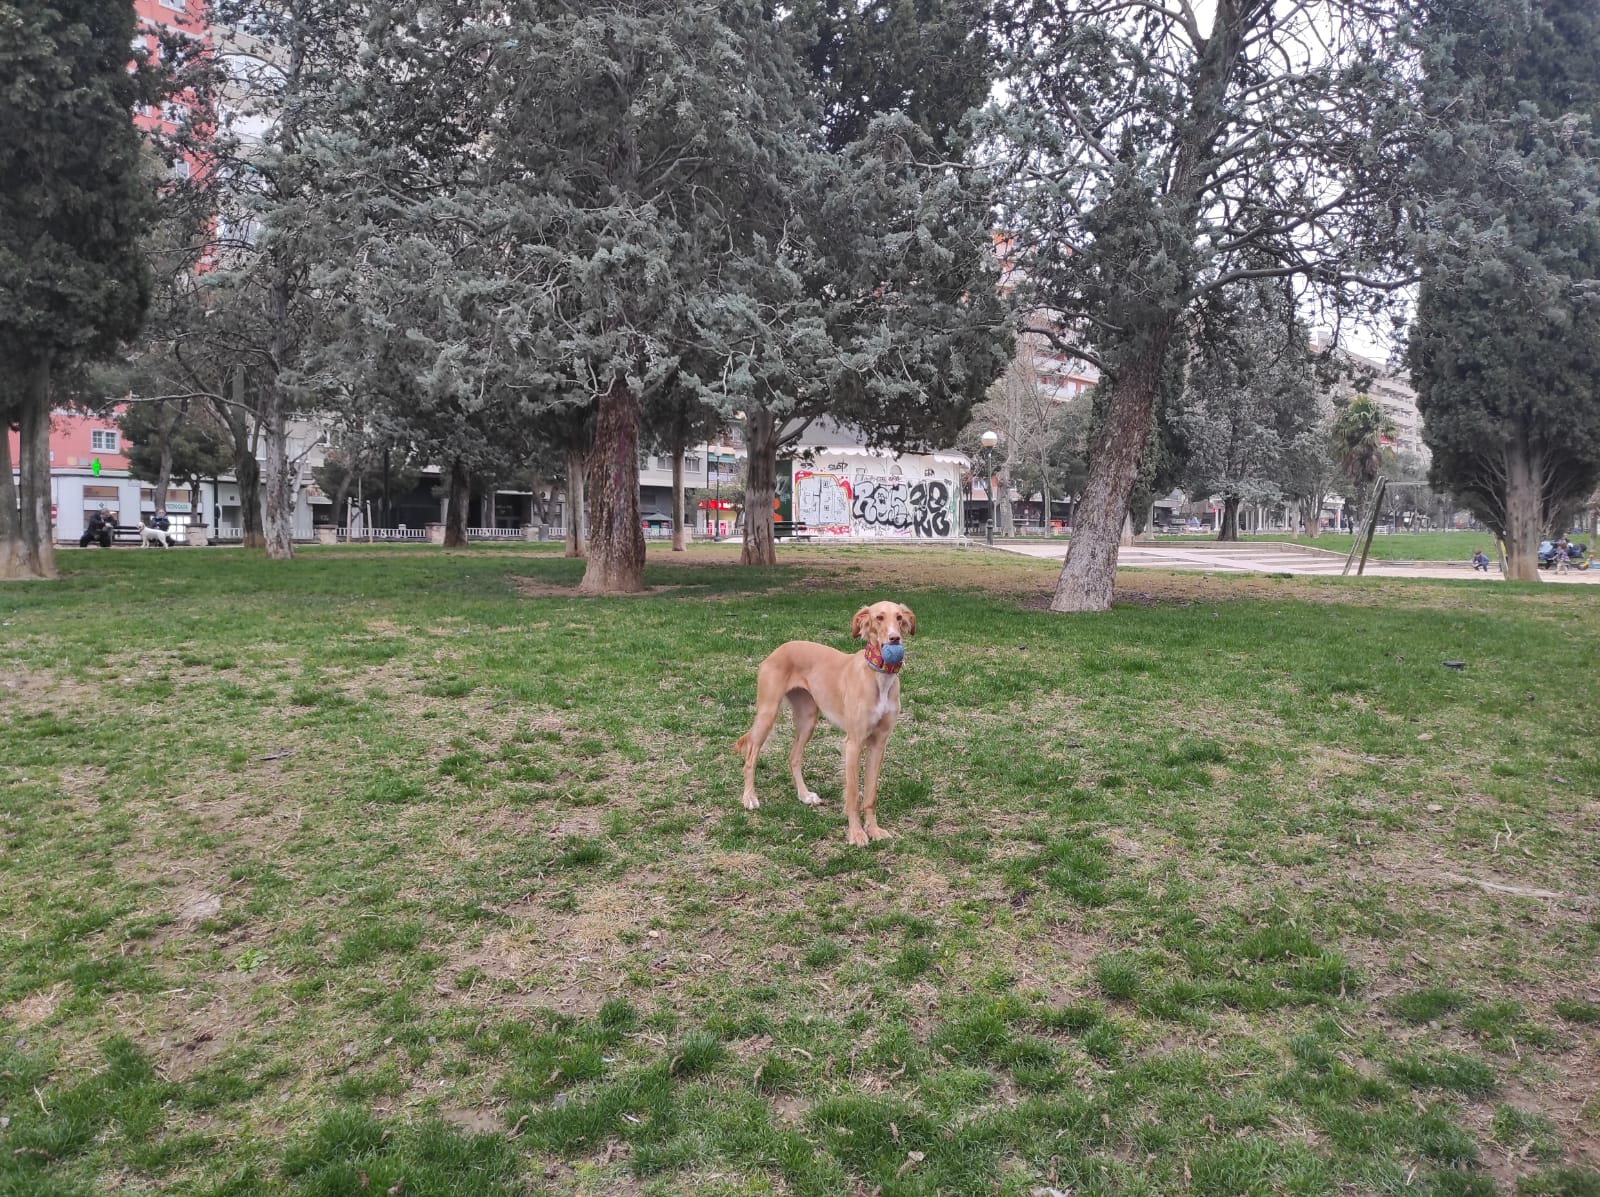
{"left": 236, "top": 448, "right": 264, "bottom": 548}
{"left": 1297, "top": 496, "right": 1318, "bottom": 538}
{"left": 1503, "top": 439, "right": 1543, "bottom": 581}
{"left": 444, "top": 458, "right": 470, "bottom": 547}
{"left": 9, "top": 359, "right": 59, "bottom": 580}
{"left": 1217, "top": 495, "right": 1241, "bottom": 541}
{"left": 578, "top": 378, "right": 646, "bottom": 594}
{"left": 216, "top": 370, "right": 266, "bottom": 549}
{"left": 261, "top": 394, "right": 294, "bottom": 560}
{"left": 564, "top": 448, "right": 586, "bottom": 558}
{"left": 0, "top": 396, "right": 31, "bottom": 579}
{"left": 741, "top": 409, "right": 778, "bottom": 566}
{"left": 1051, "top": 338, "right": 1169, "bottom": 612}
{"left": 671, "top": 444, "right": 688, "bottom": 552}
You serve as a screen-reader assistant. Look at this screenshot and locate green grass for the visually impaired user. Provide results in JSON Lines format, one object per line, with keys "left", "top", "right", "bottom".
{"left": 2, "top": 542, "right": 1599, "bottom": 1196}
{"left": 1153, "top": 530, "right": 1520, "bottom": 561}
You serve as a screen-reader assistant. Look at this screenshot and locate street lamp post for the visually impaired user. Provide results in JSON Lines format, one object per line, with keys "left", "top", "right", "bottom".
{"left": 980, "top": 430, "right": 1000, "bottom": 543}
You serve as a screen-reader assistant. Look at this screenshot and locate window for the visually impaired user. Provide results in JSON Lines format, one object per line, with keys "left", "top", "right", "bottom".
{"left": 158, "top": 0, "right": 187, "bottom": 10}
{"left": 91, "top": 429, "right": 119, "bottom": 453}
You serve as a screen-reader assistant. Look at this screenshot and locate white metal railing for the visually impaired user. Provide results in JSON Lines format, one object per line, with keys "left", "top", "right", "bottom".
{"left": 214, "top": 522, "right": 316, "bottom": 541}
{"left": 338, "top": 526, "right": 429, "bottom": 541}
{"left": 466, "top": 527, "right": 524, "bottom": 540}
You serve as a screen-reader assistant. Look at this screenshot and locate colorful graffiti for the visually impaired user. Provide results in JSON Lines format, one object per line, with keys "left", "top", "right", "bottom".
{"left": 793, "top": 471, "right": 853, "bottom": 533}
{"left": 794, "top": 466, "right": 958, "bottom": 538}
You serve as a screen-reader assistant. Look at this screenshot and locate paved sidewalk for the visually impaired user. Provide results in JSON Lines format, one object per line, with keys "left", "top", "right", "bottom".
{"left": 988, "top": 539, "right": 1600, "bottom": 583}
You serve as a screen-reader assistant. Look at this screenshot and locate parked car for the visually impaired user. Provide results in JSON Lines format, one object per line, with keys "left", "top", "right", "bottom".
{"left": 1537, "top": 539, "right": 1588, "bottom": 568}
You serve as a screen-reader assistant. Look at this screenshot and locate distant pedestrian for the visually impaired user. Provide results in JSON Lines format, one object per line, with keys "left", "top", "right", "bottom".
{"left": 1555, "top": 536, "right": 1571, "bottom": 573}
{"left": 1472, "top": 548, "right": 1489, "bottom": 572}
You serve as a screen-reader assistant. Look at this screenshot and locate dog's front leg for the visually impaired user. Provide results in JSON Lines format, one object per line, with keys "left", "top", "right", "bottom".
{"left": 842, "top": 739, "right": 868, "bottom": 846}
{"left": 861, "top": 735, "right": 892, "bottom": 841}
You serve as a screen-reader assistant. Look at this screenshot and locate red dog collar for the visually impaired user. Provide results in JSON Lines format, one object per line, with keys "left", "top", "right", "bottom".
{"left": 863, "top": 643, "right": 903, "bottom": 674}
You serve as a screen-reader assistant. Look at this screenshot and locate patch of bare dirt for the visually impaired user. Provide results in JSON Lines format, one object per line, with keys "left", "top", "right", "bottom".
{"left": 440, "top": 1107, "right": 506, "bottom": 1134}
{"left": 5, "top": 981, "right": 67, "bottom": 1029}
{"left": 149, "top": 968, "right": 276, "bottom": 1081}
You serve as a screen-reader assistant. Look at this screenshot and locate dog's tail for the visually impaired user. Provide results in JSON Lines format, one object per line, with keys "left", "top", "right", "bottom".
{"left": 734, "top": 732, "right": 750, "bottom": 758}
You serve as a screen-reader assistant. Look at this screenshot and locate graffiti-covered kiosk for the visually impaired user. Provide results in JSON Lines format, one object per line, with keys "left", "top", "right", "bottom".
{"left": 782, "top": 445, "right": 970, "bottom": 540}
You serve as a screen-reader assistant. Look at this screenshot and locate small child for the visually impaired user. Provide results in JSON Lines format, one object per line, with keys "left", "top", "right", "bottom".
{"left": 1472, "top": 548, "right": 1489, "bottom": 572}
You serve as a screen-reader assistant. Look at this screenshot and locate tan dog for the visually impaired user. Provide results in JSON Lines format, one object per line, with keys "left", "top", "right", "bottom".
{"left": 735, "top": 600, "right": 916, "bottom": 846}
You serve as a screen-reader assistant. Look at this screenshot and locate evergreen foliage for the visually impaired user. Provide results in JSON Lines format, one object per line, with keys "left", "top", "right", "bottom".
{"left": 1179, "top": 281, "right": 1324, "bottom": 540}
{"left": 989, "top": 0, "right": 1416, "bottom": 609}
{"left": 1330, "top": 393, "right": 1397, "bottom": 528}
{"left": 1406, "top": 0, "right": 1600, "bottom": 578}
{"left": 0, "top": 0, "right": 180, "bottom": 577}
{"left": 117, "top": 398, "right": 231, "bottom": 512}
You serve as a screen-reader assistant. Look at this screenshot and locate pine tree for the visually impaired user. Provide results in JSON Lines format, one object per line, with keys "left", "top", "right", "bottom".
{"left": 1179, "top": 281, "right": 1323, "bottom": 541}
{"left": 991, "top": 0, "right": 1415, "bottom": 610}
{"left": 1407, "top": 0, "right": 1600, "bottom": 579}
{"left": 0, "top": 0, "right": 173, "bottom": 578}
{"left": 732, "top": 2, "right": 1011, "bottom": 566}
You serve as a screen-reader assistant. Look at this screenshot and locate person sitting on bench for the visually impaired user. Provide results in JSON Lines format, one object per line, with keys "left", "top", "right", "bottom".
{"left": 80, "top": 508, "right": 114, "bottom": 549}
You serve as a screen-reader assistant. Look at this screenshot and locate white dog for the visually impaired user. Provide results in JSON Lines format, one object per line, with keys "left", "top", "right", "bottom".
{"left": 139, "top": 520, "right": 175, "bottom": 548}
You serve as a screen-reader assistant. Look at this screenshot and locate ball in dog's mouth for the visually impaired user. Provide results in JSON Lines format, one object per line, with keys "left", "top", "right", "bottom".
{"left": 880, "top": 643, "right": 905, "bottom": 666}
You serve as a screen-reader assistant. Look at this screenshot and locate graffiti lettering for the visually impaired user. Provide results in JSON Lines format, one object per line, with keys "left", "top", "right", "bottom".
{"left": 850, "top": 478, "right": 950, "bottom": 537}
{"left": 911, "top": 481, "right": 950, "bottom": 537}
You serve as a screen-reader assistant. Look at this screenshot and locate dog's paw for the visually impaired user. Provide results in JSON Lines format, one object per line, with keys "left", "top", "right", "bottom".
{"left": 867, "top": 825, "right": 893, "bottom": 841}
{"left": 800, "top": 791, "right": 822, "bottom": 806}
{"left": 741, "top": 794, "right": 761, "bottom": 811}
{"left": 846, "top": 826, "right": 870, "bottom": 847}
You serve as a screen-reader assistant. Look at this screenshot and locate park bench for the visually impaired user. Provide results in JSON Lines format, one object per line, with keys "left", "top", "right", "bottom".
{"left": 773, "top": 520, "right": 813, "bottom": 542}
{"left": 111, "top": 523, "right": 182, "bottom": 546}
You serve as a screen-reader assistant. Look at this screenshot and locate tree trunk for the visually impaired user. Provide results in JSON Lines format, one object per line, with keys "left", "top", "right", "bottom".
{"left": 564, "top": 447, "right": 586, "bottom": 558}
{"left": 671, "top": 443, "right": 687, "bottom": 551}
{"left": 0, "top": 394, "right": 32, "bottom": 580}
{"left": 261, "top": 393, "right": 294, "bottom": 560}
{"left": 741, "top": 408, "right": 778, "bottom": 566}
{"left": 10, "top": 358, "right": 59, "bottom": 580}
{"left": 1051, "top": 338, "right": 1169, "bottom": 612}
{"left": 1298, "top": 495, "right": 1322, "bottom": 538}
{"left": 1040, "top": 446, "right": 1053, "bottom": 531}
{"left": 578, "top": 378, "right": 646, "bottom": 594}
{"left": 330, "top": 459, "right": 357, "bottom": 530}
{"left": 215, "top": 369, "right": 266, "bottom": 548}
{"left": 1217, "top": 495, "right": 1240, "bottom": 541}
{"left": 997, "top": 468, "right": 1015, "bottom": 536}
{"left": 1503, "top": 439, "right": 1543, "bottom": 581}
{"left": 236, "top": 448, "right": 264, "bottom": 548}
{"left": 152, "top": 399, "right": 181, "bottom": 511}
{"left": 444, "top": 458, "right": 470, "bottom": 547}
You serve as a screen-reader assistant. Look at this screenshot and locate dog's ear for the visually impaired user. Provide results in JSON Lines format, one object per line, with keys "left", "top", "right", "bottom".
{"left": 851, "top": 606, "right": 872, "bottom": 640}
{"left": 898, "top": 604, "right": 917, "bottom": 637}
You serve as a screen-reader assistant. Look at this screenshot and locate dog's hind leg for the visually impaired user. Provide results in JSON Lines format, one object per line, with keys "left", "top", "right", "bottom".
{"left": 786, "top": 689, "right": 823, "bottom": 806}
{"left": 737, "top": 686, "right": 782, "bottom": 811}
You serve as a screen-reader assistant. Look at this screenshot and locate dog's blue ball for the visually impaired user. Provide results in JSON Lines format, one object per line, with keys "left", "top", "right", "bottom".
{"left": 881, "top": 643, "right": 905, "bottom": 666}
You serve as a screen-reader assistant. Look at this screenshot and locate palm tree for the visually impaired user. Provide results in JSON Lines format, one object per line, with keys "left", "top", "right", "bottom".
{"left": 1331, "top": 395, "right": 1396, "bottom": 529}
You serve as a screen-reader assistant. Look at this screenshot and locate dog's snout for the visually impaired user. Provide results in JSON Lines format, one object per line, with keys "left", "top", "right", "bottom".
{"left": 887, "top": 632, "right": 902, "bottom": 643}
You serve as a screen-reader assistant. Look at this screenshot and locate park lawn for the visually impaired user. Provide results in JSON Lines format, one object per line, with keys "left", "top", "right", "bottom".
{"left": 1, "top": 544, "right": 1598, "bottom": 1197}
{"left": 1149, "top": 531, "right": 1582, "bottom": 564}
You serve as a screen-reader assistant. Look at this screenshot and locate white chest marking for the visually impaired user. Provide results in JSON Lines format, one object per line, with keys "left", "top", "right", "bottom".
{"left": 871, "top": 673, "right": 900, "bottom": 726}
